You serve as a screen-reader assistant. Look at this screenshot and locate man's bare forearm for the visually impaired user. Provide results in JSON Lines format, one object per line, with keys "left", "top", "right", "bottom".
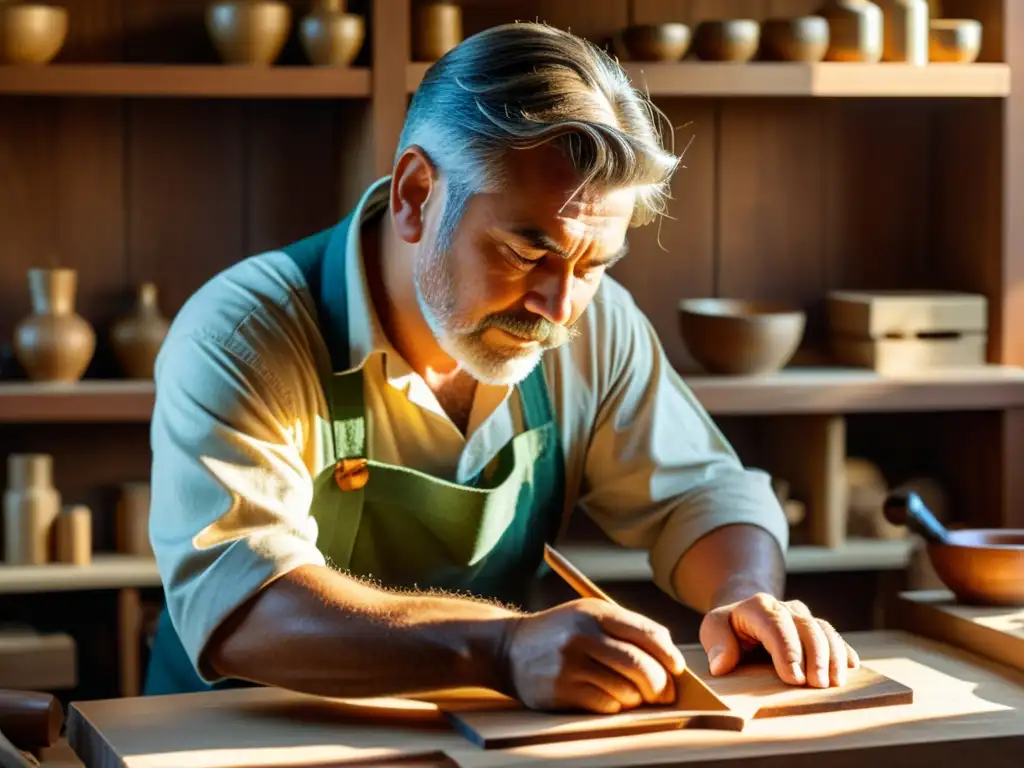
{"left": 204, "top": 564, "right": 524, "bottom": 697}
{"left": 671, "top": 524, "right": 786, "bottom": 614}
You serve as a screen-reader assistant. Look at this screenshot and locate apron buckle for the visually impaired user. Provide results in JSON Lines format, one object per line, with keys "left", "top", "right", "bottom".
{"left": 334, "top": 458, "right": 369, "bottom": 492}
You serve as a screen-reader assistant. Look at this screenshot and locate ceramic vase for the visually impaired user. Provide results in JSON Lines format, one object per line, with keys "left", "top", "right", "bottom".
{"left": 0, "top": 2, "right": 68, "bottom": 65}
{"left": 412, "top": 1, "right": 461, "bottom": 62}
{"left": 117, "top": 482, "right": 153, "bottom": 557}
{"left": 110, "top": 282, "right": 170, "bottom": 380}
{"left": 878, "top": 0, "right": 929, "bottom": 64}
{"left": 206, "top": 0, "right": 292, "bottom": 65}
{"left": 14, "top": 268, "right": 96, "bottom": 382}
{"left": 53, "top": 504, "right": 91, "bottom": 565}
{"left": 3, "top": 454, "right": 61, "bottom": 565}
{"left": 817, "top": 0, "right": 883, "bottom": 62}
{"left": 300, "top": 0, "right": 364, "bottom": 66}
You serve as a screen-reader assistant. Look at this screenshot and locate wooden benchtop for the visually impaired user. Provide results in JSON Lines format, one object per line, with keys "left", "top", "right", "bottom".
{"left": 66, "top": 630, "right": 1024, "bottom": 768}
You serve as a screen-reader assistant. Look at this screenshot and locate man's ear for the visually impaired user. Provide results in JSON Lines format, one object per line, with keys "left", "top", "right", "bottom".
{"left": 390, "top": 146, "right": 438, "bottom": 245}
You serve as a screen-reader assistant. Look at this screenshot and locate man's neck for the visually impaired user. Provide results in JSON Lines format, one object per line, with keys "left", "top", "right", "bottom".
{"left": 363, "top": 211, "right": 479, "bottom": 433}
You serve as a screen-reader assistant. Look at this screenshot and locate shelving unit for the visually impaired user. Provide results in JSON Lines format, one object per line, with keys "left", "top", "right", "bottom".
{"left": 2, "top": 0, "right": 1023, "bottom": 697}
{"left": 4, "top": 365, "right": 1024, "bottom": 422}
{"left": 408, "top": 60, "right": 1012, "bottom": 98}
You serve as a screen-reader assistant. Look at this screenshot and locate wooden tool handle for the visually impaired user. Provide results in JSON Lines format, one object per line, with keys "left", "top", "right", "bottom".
{"left": 543, "top": 544, "right": 617, "bottom": 604}
{"left": 0, "top": 690, "right": 63, "bottom": 750}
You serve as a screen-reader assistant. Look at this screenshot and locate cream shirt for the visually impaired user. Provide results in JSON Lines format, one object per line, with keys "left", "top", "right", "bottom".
{"left": 150, "top": 177, "right": 789, "bottom": 681}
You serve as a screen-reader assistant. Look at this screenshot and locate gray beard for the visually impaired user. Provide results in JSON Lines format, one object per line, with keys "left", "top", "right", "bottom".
{"left": 413, "top": 243, "right": 576, "bottom": 386}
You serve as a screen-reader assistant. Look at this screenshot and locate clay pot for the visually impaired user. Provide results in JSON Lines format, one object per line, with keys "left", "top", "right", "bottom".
{"left": 0, "top": 2, "right": 68, "bottom": 64}
{"left": 878, "top": 0, "right": 929, "bottom": 64}
{"left": 117, "top": 482, "right": 153, "bottom": 557}
{"left": 692, "top": 19, "right": 761, "bottom": 63}
{"left": 206, "top": 0, "right": 292, "bottom": 65}
{"left": 14, "top": 268, "right": 96, "bottom": 383}
{"left": 619, "top": 23, "right": 691, "bottom": 62}
{"left": 817, "top": 0, "right": 883, "bottom": 62}
{"left": 678, "top": 299, "right": 806, "bottom": 376}
{"left": 412, "top": 1, "right": 461, "bottom": 62}
{"left": 300, "top": 0, "right": 365, "bottom": 66}
{"left": 929, "top": 18, "right": 981, "bottom": 63}
{"left": 760, "top": 16, "right": 830, "bottom": 62}
{"left": 110, "top": 282, "right": 170, "bottom": 380}
{"left": 3, "top": 454, "right": 61, "bottom": 566}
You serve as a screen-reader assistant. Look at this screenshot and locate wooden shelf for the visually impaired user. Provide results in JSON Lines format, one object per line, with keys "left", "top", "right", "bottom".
{"left": 407, "top": 61, "right": 1011, "bottom": 98}
{"left": 3, "top": 366, "right": 1024, "bottom": 422}
{"left": 0, "top": 381, "right": 155, "bottom": 422}
{"left": 0, "top": 554, "right": 161, "bottom": 595}
{"left": 0, "top": 64, "right": 372, "bottom": 98}
{"left": 681, "top": 365, "right": 1024, "bottom": 415}
{"left": 558, "top": 539, "right": 914, "bottom": 582}
{"left": 0, "top": 541, "right": 910, "bottom": 595}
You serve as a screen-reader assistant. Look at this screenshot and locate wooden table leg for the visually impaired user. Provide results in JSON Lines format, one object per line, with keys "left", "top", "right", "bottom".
{"left": 117, "top": 589, "right": 142, "bottom": 698}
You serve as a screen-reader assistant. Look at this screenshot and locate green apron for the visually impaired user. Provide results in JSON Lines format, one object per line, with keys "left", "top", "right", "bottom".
{"left": 144, "top": 213, "right": 566, "bottom": 695}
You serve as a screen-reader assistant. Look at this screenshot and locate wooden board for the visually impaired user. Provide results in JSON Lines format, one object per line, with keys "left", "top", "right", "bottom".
{"left": 442, "top": 651, "right": 912, "bottom": 749}
{"left": 897, "top": 589, "right": 1024, "bottom": 674}
{"left": 63, "top": 631, "right": 950, "bottom": 767}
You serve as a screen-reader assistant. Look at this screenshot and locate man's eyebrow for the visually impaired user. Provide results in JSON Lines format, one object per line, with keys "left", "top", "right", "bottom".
{"left": 507, "top": 227, "right": 630, "bottom": 266}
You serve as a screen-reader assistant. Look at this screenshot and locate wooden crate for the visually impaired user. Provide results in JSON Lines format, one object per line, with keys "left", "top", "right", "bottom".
{"left": 827, "top": 291, "right": 988, "bottom": 373}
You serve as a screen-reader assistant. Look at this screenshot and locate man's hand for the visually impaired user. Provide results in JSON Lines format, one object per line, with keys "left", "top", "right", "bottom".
{"left": 503, "top": 599, "right": 686, "bottom": 714}
{"left": 698, "top": 593, "right": 860, "bottom": 688}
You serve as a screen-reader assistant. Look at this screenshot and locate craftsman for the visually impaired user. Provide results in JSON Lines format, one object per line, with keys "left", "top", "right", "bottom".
{"left": 144, "top": 22, "right": 858, "bottom": 712}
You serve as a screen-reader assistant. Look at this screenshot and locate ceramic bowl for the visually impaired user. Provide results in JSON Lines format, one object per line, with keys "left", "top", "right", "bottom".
{"left": 692, "top": 19, "right": 761, "bottom": 63}
{"left": 927, "top": 530, "right": 1024, "bottom": 606}
{"left": 760, "top": 15, "right": 830, "bottom": 62}
{"left": 620, "top": 23, "right": 691, "bottom": 62}
{"left": 0, "top": 2, "right": 68, "bottom": 65}
{"left": 678, "top": 299, "right": 806, "bottom": 375}
{"left": 929, "top": 19, "right": 982, "bottom": 64}
{"left": 206, "top": 0, "right": 292, "bottom": 66}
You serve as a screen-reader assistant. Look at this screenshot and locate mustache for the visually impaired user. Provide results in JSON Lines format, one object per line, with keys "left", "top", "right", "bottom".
{"left": 479, "top": 312, "right": 579, "bottom": 348}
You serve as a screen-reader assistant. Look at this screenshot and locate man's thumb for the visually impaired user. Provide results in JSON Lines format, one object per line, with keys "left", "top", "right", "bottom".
{"left": 700, "top": 613, "right": 741, "bottom": 677}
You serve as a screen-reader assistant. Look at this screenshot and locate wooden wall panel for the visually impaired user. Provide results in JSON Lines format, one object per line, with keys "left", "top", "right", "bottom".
{"left": 56, "top": 0, "right": 124, "bottom": 62}
{"left": 716, "top": 100, "right": 825, "bottom": 305}
{"left": 824, "top": 101, "right": 931, "bottom": 292}
{"left": 125, "top": 100, "right": 246, "bottom": 316}
{"left": 614, "top": 101, "right": 716, "bottom": 369}
{"left": 456, "top": 0, "right": 628, "bottom": 42}
{"left": 246, "top": 101, "right": 346, "bottom": 254}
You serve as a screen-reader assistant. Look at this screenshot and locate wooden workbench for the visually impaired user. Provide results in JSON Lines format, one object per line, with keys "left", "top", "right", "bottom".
{"left": 65, "top": 630, "right": 1024, "bottom": 767}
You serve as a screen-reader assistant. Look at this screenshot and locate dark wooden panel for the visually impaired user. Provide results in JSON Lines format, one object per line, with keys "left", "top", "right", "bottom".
{"left": 57, "top": 0, "right": 124, "bottom": 62}
{"left": 245, "top": 100, "right": 345, "bottom": 254}
{"left": 715, "top": 99, "right": 826, "bottom": 306}
{"left": 614, "top": 100, "right": 717, "bottom": 370}
{"left": 824, "top": 100, "right": 931, "bottom": 292}
{"left": 456, "top": 0, "right": 628, "bottom": 42}
{"left": 125, "top": 99, "right": 246, "bottom": 316}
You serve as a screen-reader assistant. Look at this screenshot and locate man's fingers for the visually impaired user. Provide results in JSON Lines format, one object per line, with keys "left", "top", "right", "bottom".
{"left": 568, "top": 656, "right": 646, "bottom": 710}
{"left": 792, "top": 613, "right": 831, "bottom": 688}
{"left": 846, "top": 640, "right": 861, "bottom": 668}
{"left": 818, "top": 620, "right": 848, "bottom": 686}
{"left": 556, "top": 681, "right": 625, "bottom": 714}
{"left": 735, "top": 598, "right": 807, "bottom": 686}
{"left": 598, "top": 611, "right": 686, "bottom": 678}
{"left": 582, "top": 635, "right": 675, "bottom": 705}
{"left": 698, "top": 610, "right": 743, "bottom": 677}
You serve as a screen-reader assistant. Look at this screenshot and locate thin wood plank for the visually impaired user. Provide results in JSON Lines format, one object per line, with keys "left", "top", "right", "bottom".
{"left": 245, "top": 100, "right": 345, "bottom": 254}
{"left": 125, "top": 99, "right": 246, "bottom": 316}
{"left": 613, "top": 100, "right": 716, "bottom": 370}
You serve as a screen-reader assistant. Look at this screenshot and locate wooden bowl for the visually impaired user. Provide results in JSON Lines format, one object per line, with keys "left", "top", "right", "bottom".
{"left": 678, "top": 299, "right": 806, "bottom": 375}
{"left": 206, "top": 0, "right": 292, "bottom": 66}
{"left": 620, "top": 23, "right": 691, "bottom": 62}
{"left": 929, "top": 18, "right": 982, "bottom": 64}
{"left": 760, "top": 15, "right": 830, "bottom": 62}
{"left": 927, "top": 530, "right": 1024, "bottom": 606}
{"left": 0, "top": 3, "right": 68, "bottom": 65}
{"left": 692, "top": 19, "right": 761, "bottom": 63}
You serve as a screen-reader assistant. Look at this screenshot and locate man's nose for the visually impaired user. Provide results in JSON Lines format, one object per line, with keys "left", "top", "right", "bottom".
{"left": 524, "top": 270, "right": 573, "bottom": 327}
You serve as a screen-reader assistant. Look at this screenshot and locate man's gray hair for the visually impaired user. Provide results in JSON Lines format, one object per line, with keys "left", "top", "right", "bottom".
{"left": 396, "top": 21, "right": 681, "bottom": 252}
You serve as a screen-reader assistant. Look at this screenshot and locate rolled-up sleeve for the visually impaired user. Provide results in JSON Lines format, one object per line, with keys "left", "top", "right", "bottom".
{"left": 577, "top": 296, "right": 789, "bottom": 601}
{"left": 149, "top": 331, "right": 325, "bottom": 683}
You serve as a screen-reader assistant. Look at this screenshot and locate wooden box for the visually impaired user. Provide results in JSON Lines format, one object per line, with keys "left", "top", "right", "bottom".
{"left": 826, "top": 291, "right": 988, "bottom": 373}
